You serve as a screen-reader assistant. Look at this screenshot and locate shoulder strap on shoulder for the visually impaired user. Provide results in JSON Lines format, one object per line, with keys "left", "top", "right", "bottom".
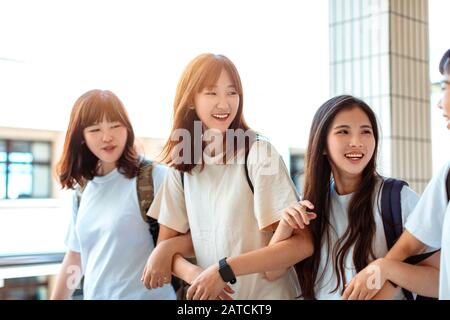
{"left": 180, "top": 171, "right": 184, "bottom": 189}
{"left": 136, "top": 159, "right": 154, "bottom": 223}
{"left": 381, "top": 178, "right": 408, "bottom": 250}
{"left": 137, "top": 159, "right": 160, "bottom": 245}
{"left": 244, "top": 134, "right": 261, "bottom": 194}
{"left": 446, "top": 170, "right": 450, "bottom": 202}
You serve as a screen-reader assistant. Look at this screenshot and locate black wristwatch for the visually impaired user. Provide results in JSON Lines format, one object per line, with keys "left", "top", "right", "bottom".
{"left": 218, "top": 257, "right": 236, "bottom": 284}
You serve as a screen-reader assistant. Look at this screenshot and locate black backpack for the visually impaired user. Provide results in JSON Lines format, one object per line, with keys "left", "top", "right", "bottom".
{"left": 380, "top": 178, "right": 440, "bottom": 300}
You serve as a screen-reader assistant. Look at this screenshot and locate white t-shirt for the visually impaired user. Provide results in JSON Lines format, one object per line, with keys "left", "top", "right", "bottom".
{"left": 405, "top": 161, "right": 450, "bottom": 300}
{"left": 149, "top": 140, "right": 301, "bottom": 299}
{"left": 314, "top": 179, "right": 420, "bottom": 300}
{"left": 65, "top": 164, "right": 176, "bottom": 300}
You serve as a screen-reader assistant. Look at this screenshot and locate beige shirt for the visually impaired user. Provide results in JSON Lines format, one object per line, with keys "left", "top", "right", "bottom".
{"left": 149, "top": 140, "right": 301, "bottom": 299}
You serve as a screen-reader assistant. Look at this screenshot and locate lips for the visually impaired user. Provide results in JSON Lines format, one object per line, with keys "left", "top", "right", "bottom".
{"left": 102, "top": 145, "right": 116, "bottom": 152}
{"left": 211, "top": 113, "right": 230, "bottom": 121}
{"left": 345, "top": 153, "right": 364, "bottom": 160}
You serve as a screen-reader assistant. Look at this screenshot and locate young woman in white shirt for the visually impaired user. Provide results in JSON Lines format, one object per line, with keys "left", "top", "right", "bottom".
{"left": 265, "top": 95, "right": 439, "bottom": 300}
{"left": 142, "top": 53, "right": 313, "bottom": 300}
{"left": 343, "top": 50, "right": 450, "bottom": 300}
{"left": 51, "top": 89, "right": 176, "bottom": 300}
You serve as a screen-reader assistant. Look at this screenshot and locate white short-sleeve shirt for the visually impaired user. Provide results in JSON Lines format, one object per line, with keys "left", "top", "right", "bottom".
{"left": 149, "top": 140, "right": 301, "bottom": 299}
{"left": 65, "top": 164, "right": 176, "bottom": 300}
{"left": 314, "top": 179, "right": 420, "bottom": 300}
{"left": 405, "top": 161, "right": 450, "bottom": 300}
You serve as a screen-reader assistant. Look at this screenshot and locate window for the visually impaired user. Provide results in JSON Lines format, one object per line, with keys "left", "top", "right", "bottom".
{"left": 0, "top": 140, "right": 52, "bottom": 199}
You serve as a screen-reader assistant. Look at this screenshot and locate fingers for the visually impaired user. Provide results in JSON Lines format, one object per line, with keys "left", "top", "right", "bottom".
{"left": 223, "top": 285, "right": 235, "bottom": 294}
{"left": 342, "top": 281, "right": 353, "bottom": 300}
{"left": 217, "top": 291, "right": 233, "bottom": 300}
{"left": 299, "top": 200, "right": 315, "bottom": 210}
{"left": 294, "top": 203, "right": 317, "bottom": 225}
{"left": 281, "top": 205, "right": 317, "bottom": 230}
{"left": 282, "top": 208, "right": 303, "bottom": 229}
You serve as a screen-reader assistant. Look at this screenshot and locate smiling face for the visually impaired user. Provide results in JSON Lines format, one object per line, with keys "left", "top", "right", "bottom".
{"left": 326, "top": 106, "right": 376, "bottom": 180}
{"left": 83, "top": 117, "right": 128, "bottom": 174}
{"left": 438, "top": 72, "right": 450, "bottom": 130}
{"left": 194, "top": 69, "right": 240, "bottom": 133}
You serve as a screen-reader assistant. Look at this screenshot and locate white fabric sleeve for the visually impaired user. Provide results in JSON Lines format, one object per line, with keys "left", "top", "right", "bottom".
{"left": 405, "top": 161, "right": 450, "bottom": 248}
{"left": 64, "top": 189, "right": 81, "bottom": 253}
{"left": 247, "top": 140, "right": 300, "bottom": 230}
{"left": 400, "top": 186, "right": 420, "bottom": 225}
{"left": 147, "top": 167, "right": 190, "bottom": 234}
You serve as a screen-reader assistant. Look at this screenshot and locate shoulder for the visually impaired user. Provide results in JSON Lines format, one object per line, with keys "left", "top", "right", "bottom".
{"left": 151, "top": 162, "right": 169, "bottom": 178}
{"left": 247, "top": 138, "right": 281, "bottom": 165}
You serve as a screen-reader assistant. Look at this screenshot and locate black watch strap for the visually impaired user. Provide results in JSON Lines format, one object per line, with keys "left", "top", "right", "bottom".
{"left": 218, "top": 257, "right": 236, "bottom": 284}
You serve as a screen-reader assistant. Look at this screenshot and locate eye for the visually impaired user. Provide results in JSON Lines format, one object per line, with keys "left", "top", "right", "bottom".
{"left": 87, "top": 128, "right": 100, "bottom": 133}
{"left": 228, "top": 91, "right": 238, "bottom": 96}
{"left": 111, "top": 123, "right": 122, "bottom": 129}
{"left": 205, "top": 91, "right": 216, "bottom": 96}
{"left": 362, "top": 130, "right": 373, "bottom": 135}
{"left": 336, "top": 130, "right": 348, "bottom": 135}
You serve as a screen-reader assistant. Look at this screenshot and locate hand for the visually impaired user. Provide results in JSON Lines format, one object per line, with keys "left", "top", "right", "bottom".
{"left": 279, "top": 200, "right": 317, "bottom": 230}
{"left": 186, "top": 264, "right": 235, "bottom": 300}
{"left": 342, "top": 258, "right": 386, "bottom": 300}
{"left": 141, "top": 242, "right": 173, "bottom": 289}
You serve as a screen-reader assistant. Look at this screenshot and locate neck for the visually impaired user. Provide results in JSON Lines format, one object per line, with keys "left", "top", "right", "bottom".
{"left": 97, "top": 161, "right": 116, "bottom": 176}
{"left": 331, "top": 168, "right": 362, "bottom": 195}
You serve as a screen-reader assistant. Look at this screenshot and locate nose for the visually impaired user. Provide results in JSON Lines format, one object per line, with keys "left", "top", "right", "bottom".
{"left": 217, "top": 94, "right": 230, "bottom": 110}
{"left": 102, "top": 129, "right": 113, "bottom": 142}
{"left": 349, "top": 135, "right": 363, "bottom": 148}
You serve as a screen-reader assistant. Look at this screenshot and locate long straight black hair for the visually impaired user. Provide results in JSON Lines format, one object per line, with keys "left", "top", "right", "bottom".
{"left": 295, "top": 95, "right": 381, "bottom": 299}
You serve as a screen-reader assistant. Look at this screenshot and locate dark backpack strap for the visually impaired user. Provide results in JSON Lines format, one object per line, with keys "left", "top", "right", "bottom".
{"left": 381, "top": 178, "right": 415, "bottom": 300}
{"left": 136, "top": 159, "right": 159, "bottom": 246}
{"left": 244, "top": 145, "right": 254, "bottom": 193}
{"left": 446, "top": 169, "right": 450, "bottom": 202}
{"left": 381, "top": 178, "right": 406, "bottom": 249}
{"left": 180, "top": 171, "right": 184, "bottom": 189}
{"left": 244, "top": 134, "right": 263, "bottom": 194}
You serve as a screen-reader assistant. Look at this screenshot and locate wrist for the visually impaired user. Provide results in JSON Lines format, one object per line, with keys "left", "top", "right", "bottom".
{"left": 377, "top": 258, "right": 392, "bottom": 284}
{"left": 218, "top": 257, "right": 237, "bottom": 284}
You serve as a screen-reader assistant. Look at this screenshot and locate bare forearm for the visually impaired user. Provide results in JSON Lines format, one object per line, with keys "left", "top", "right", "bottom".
{"left": 158, "top": 232, "right": 195, "bottom": 259}
{"left": 50, "top": 251, "right": 82, "bottom": 300}
{"left": 372, "top": 282, "right": 401, "bottom": 300}
{"left": 172, "top": 254, "right": 201, "bottom": 284}
{"left": 385, "top": 231, "right": 427, "bottom": 261}
{"left": 382, "top": 259, "right": 439, "bottom": 298}
{"left": 229, "top": 231, "right": 313, "bottom": 277}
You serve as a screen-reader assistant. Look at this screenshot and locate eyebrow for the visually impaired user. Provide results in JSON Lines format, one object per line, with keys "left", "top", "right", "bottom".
{"left": 333, "top": 124, "right": 372, "bottom": 129}
{"left": 205, "top": 85, "right": 236, "bottom": 89}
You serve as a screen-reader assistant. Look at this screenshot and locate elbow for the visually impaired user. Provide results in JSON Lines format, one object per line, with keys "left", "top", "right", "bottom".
{"left": 264, "top": 271, "right": 285, "bottom": 282}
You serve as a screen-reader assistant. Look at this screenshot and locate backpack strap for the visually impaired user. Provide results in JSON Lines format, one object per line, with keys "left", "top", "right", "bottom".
{"left": 244, "top": 134, "right": 263, "bottom": 194}
{"left": 136, "top": 159, "right": 159, "bottom": 246}
{"left": 446, "top": 169, "right": 450, "bottom": 202}
{"left": 381, "top": 178, "right": 407, "bottom": 249}
{"left": 381, "top": 178, "right": 415, "bottom": 300}
{"left": 381, "top": 178, "right": 439, "bottom": 300}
